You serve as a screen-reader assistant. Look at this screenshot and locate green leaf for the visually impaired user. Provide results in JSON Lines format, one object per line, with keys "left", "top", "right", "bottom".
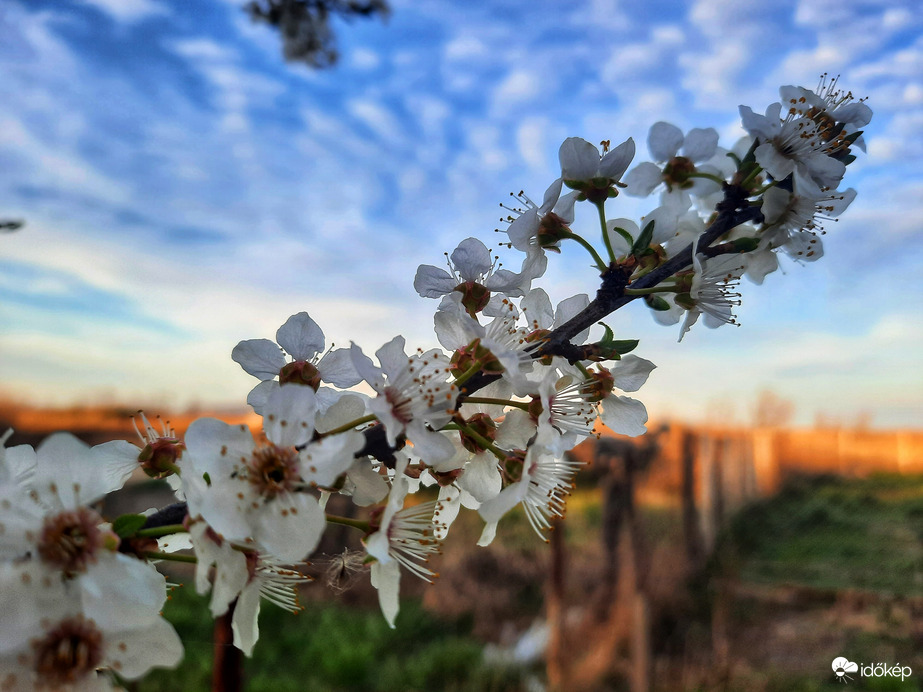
{"left": 732, "top": 237, "right": 760, "bottom": 252}
{"left": 630, "top": 219, "right": 655, "bottom": 255}
{"left": 609, "top": 225, "right": 634, "bottom": 248}
{"left": 645, "top": 295, "right": 672, "bottom": 311}
{"left": 112, "top": 513, "right": 148, "bottom": 539}
{"left": 610, "top": 339, "right": 639, "bottom": 355}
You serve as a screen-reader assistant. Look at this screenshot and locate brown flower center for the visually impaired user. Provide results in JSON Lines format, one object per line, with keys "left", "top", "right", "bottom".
{"left": 37, "top": 507, "right": 105, "bottom": 575}
{"left": 246, "top": 444, "right": 300, "bottom": 499}
{"left": 33, "top": 616, "right": 104, "bottom": 685}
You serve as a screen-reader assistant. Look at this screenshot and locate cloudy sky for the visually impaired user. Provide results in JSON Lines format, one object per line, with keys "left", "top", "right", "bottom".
{"left": 0, "top": 0, "right": 920, "bottom": 428}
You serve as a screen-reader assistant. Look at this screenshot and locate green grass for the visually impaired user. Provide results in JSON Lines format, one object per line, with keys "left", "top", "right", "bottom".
{"left": 719, "top": 473, "right": 923, "bottom": 596}
{"left": 139, "top": 585, "right": 528, "bottom": 692}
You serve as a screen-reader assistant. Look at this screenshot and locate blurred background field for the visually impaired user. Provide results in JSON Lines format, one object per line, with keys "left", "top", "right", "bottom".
{"left": 3, "top": 401, "right": 922, "bottom": 691}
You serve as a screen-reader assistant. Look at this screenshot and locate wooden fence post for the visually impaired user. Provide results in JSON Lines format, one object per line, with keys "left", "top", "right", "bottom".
{"left": 682, "top": 430, "right": 705, "bottom": 570}
{"left": 213, "top": 600, "right": 243, "bottom": 692}
{"left": 546, "top": 517, "right": 567, "bottom": 691}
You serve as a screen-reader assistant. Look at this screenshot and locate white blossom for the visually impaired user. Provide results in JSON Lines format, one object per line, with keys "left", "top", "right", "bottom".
{"left": 182, "top": 385, "right": 330, "bottom": 562}
{"left": 232, "top": 311, "right": 361, "bottom": 415}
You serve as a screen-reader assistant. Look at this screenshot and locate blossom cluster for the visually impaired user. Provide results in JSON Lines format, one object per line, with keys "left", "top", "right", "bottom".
{"left": 0, "top": 77, "right": 870, "bottom": 684}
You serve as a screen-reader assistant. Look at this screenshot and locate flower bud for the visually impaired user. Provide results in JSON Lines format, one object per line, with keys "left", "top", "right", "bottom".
{"left": 502, "top": 449, "right": 527, "bottom": 482}
{"left": 430, "top": 467, "right": 464, "bottom": 487}
{"left": 459, "top": 413, "right": 497, "bottom": 454}
{"left": 662, "top": 156, "right": 696, "bottom": 189}
{"left": 138, "top": 437, "right": 185, "bottom": 479}
{"left": 453, "top": 280, "right": 491, "bottom": 315}
{"left": 536, "top": 212, "right": 570, "bottom": 251}
{"left": 279, "top": 360, "right": 321, "bottom": 389}
{"left": 450, "top": 338, "right": 502, "bottom": 378}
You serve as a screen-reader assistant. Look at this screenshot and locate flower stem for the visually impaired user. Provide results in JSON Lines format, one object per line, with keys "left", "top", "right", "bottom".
{"left": 560, "top": 231, "right": 607, "bottom": 272}
{"left": 461, "top": 396, "right": 529, "bottom": 411}
{"left": 326, "top": 514, "right": 370, "bottom": 532}
{"left": 456, "top": 423, "right": 510, "bottom": 462}
{"left": 688, "top": 171, "right": 727, "bottom": 186}
{"left": 752, "top": 180, "right": 778, "bottom": 196}
{"left": 136, "top": 524, "right": 186, "bottom": 539}
{"left": 144, "top": 551, "right": 197, "bottom": 564}
{"left": 453, "top": 361, "right": 485, "bottom": 389}
{"left": 318, "top": 414, "right": 377, "bottom": 438}
{"left": 738, "top": 163, "right": 763, "bottom": 190}
{"left": 623, "top": 284, "right": 679, "bottom": 296}
{"left": 595, "top": 200, "right": 618, "bottom": 264}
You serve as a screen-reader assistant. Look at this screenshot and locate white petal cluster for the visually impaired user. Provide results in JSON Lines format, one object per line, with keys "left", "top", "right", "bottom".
{"left": 624, "top": 121, "right": 722, "bottom": 209}
{"left": 232, "top": 311, "right": 362, "bottom": 414}
{"left": 0, "top": 434, "right": 182, "bottom": 686}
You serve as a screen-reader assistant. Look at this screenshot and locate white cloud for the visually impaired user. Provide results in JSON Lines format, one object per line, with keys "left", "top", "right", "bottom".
{"left": 347, "top": 99, "right": 406, "bottom": 147}
{"left": 0, "top": 115, "right": 131, "bottom": 205}
{"left": 516, "top": 117, "right": 550, "bottom": 171}
{"left": 568, "top": 0, "right": 633, "bottom": 32}
{"left": 492, "top": 69, "right": 542, "bottom": 111}
{"left": 170, "top": 38, "right": 237, "bottom": 62}
{"left": 350, "top": 47, "right": 380, "bottom": 70}
{"left": 444, "top": 35, "right": 489, "bottom": 62}
{"left": 75, "top": 0, "right": 167, "bottom": 22}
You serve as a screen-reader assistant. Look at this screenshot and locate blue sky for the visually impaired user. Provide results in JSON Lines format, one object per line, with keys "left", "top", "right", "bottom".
{"left": 0, "top": 0, "right": 921, "bottom": 427}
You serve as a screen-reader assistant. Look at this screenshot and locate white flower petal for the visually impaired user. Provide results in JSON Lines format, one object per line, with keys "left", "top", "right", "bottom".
{"left": 600, "top": 395, "right": 648, "bottom": 437}
{"left": 624, "top": 162, "right": 663, "bottom": 197}
{"left": 612, "top": 355, "right": 656, "bottom": 393}
{"left": 375, "top": 336, "right": 409, "bottom": 379}
{"left": 232, "top": 339, "right": 286, "bottom": 380}
{"left": 553, "top": 294, "right": 590, "bottom": 341}
{"left": 349, "top": 342, "right": 383, "bottom": 390}
{"left": 275, "top": 312, "right": 325, "bottom": 362}
{"left": 648, "top": 122, "right": 683, "bottom": 161}
{"left": 301, "top": 430, "right": 364, "bottom": 487}
{"left": 413, "top": 264, "right": 457, "bottom": 298}
{"left": 539, "top": 177, "right": 564, "bottom": 212}
{"left": 254, "top": 492, "right": 325, "bottom": 562}
{"left": 458, "top": 454, "right": 501, "bottom": 503}
{"left": 84, "top": 440, "right": 141, "bottom": 501}
{"left": 246, "top": 380, "right": 276, "bottom": 416}
{"left": 264, "top": 385, "right": 316, "bottom": 448}
{"left": 82, "top": 554, "right": 167, "bottom": 630}
{"left": 555, "top": 190, "right": 579, "bottom": 222}
{"left": 232, "top": 581, "right": 262, "bottom": 657}
{"left": 559, "top": 137, "right": 600, "bottom": 181}
{"left": 450, "top": 237, "right": 492, "bottom": 280}
{"left": 506, "top": 207, "right": 539, "bottom": 251}
{"left": 345, "top": 458, "right": 389, "bottom": 506}
{"left": 681, "top": 127, "right": 719, "bottom": 162}
{"left": 521, "top": 288, "right": 554, "bottom": 330}
{"left": 104, "top": 617, "right": 184, "bottom": 679}
{"left": 370, "top": 559, "right": 401, "bottom": 628}
{"left": 317, "top": 347, "right": 362, "bottom": 388}
{"left": 598, "top": 137, "right": 635, "bottom": 179}
{"left": 184, "top": 418, "right": 254, "bottom": 479}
